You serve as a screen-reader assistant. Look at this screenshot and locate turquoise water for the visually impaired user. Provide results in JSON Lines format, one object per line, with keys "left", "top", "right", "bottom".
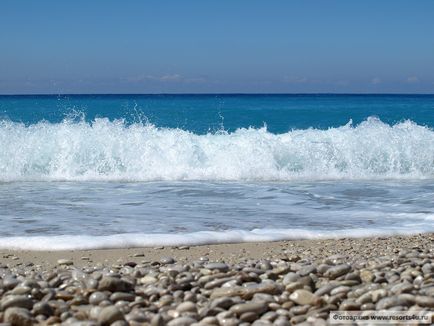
{"left": 2, "top": 94, "right": 434, "bottom": 133}
{"left": 0, "top": 94, "right": 433, "bottom": 250}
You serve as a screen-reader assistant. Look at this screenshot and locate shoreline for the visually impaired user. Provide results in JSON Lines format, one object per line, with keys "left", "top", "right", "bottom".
{"left": 0, "top": 233, "right": 432, "bottom": 325}
{"left": 1, "top": 233, "right": 433, "bottom": 268}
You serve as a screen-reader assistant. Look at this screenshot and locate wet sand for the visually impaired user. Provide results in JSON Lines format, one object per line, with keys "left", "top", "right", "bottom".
{"left": 1, "top": 233, "right": 433, "bottom": 268}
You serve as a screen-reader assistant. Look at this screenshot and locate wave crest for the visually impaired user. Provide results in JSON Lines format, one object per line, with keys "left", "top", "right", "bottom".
{"left": 1, "top": 117, "right": 433, "bottom": 181}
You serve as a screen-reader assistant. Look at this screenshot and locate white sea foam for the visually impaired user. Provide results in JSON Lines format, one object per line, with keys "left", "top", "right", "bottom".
{"left": 0, "top": 117, "right": 433, "bottom": 182}
{"left": 0, "top": 228, "right": 427, "bottom": 251}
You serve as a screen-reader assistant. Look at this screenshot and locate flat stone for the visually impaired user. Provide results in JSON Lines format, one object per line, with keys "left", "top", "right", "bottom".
{"left": 32, "top": 302, "right": 53, "bottom": 316}
{"left": 98, "top": 277, "right": 134, "bottom": 292}
{"left": 210, "top": 297, "right": 235, "bottom": 309}
{"left": 57, "top": 259, "right": 73, "bottom": 266}
{"left": 204, "top": 263, "right": 229, "bottom": 272}
{"left": 376, "top": 295, "right": 414, "bottom": 310}
{"left": 211, "top": 283, "right": 281, "bottom": 299}
{"left": 252, "top": 320, "right": 272, "bottom": 326}
{"left": 330, "top": 286, "right": 351, "bottom": 296}
{"left": 111, "top": 321, "right": 128, "bottom": 326}
{"left": 284, "top": 281, "right": 305, "bottom": 292}
{"left": 298, "top": 265, "right": 317, "bottom": 277}
{"left": 140, "top": 275, "right": 158, "bottom": 285}
{"left": 230, "top": 301, "right": 268, "bottom": 316}
{"left": 55, "top": 291, "right": 74, "bottom": 301}
{"left": 371, "top": 289, "right": 388, "bottom": 303}
{"left": 274, "top": 317, "right": 291, "bottom": 326}
{"left": 289, "top": 290, "right": 321, "bottom": 306}
{"left": 2, "top": 277, "right": 19, "bottom": 290}
{"left": 133, "top": 253, "right": 145, "bottom": 257}
{"left": 98, "top": 306, "right": 124, "bottom": 326}
{"left": 10, "top": 287, "right": 31, "bottom": 295}
{"left": 324, "top": 264, "right": 351, "bottom": 279}
{"left": 314, "top": 283, "right": 339, "bottom": 296}
{"left": 282, "top": 272, "right": 300, "bottom": 285}
{"left": 415, "top": 296, "right": 434, "bottom": 308}
{"left": 391, "top": 282, "right": 413, "bottom": 294}
{"left": 176, "top": 301, "right": 197, "bottom": 313}
{"left": 151, "top": 314, "right": 164, "bottom": 326}
{"left": 178, "top": 246, "right": 190, "bottom": 250}
{"left": 0, "top": 295, "right": 33, "bottom": 310}
{"left": 240, "top": 311, "right": 259, "bottom": 322}
{"left": 89, "top": 291, "right": 108, "bottom": 305}
{"left": 339, "top": 300, "right": 361, "bottom": 310}
{"left": 160, "top": 257, "right": 175, "bottom": 264}
{"left": 4, "top": 307, "right": 32, "bottom": 326}
{"left": 167, "top": 316, "right": 198, "bottom": 326}
{"left": 219, "top": 317, "right": 239, "bottom": 326}
{"left": 110, "top": 292, "right": 135, "bottom": 302}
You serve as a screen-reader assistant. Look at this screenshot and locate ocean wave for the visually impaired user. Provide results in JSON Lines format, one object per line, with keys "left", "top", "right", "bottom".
{"left": 0, "top": 228, "right": 428, "bottom": 251}
{"left": 0, "top": 117, "right": 433, "bottom": 181}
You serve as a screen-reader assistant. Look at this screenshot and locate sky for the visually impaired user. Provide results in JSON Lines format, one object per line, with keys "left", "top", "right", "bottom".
{"left": 1, "top": 0, "right": 433, "bottom": 94}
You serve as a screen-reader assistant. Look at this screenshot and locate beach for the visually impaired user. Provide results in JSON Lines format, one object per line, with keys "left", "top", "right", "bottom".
{"left": 2, "top": 1, "right": 434, "bottom": 324}
{"left": 0, "top": 233, "right": 433, "bottom": 325}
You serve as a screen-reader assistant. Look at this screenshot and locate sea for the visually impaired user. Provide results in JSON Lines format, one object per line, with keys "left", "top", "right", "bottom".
{"left": 0, "top": 94, "right": 433, "bottom": 250}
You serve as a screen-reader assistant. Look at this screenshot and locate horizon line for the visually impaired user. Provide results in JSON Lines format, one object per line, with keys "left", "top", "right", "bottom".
{"left": 1, "top": 92, "right": 434, "bottom": 96}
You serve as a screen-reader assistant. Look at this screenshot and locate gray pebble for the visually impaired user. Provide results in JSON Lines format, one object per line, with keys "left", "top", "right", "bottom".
{"left": 98, "top": 306, "right": 124, "bottom": 325}
{"left": 167, "top": 316, "right": 198, "bottom": 326}
{"left": 204, "top": 263, "right": 229, "bottom": 272}
{"left": 0, "top": 295, "right": 33, "bottom": 310}
{"left": 160, "top": 257, "right": 175, "bottom": 264}
{"left": 89, "top": 291, "right": 108, "bottom": 305}
{"left": 57, "top": 259, "right": 73, "bottom": 266}
{"left": 4, "top": 307, "right": 33, "bottom": 326}
{"left": 324, "top": 264, "right": 351, "bottom": 279}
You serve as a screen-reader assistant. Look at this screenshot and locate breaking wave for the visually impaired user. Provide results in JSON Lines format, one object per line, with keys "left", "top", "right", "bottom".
{"left": 1, "top": 117, "right": 433, "bottom": 181}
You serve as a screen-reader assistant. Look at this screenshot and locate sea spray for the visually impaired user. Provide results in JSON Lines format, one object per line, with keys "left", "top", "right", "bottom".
{"left": 1, "top": 117, "right": 433, "bottom": 182}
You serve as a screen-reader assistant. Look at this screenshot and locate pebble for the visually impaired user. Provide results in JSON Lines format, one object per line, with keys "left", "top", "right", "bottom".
{"left": 415, "top": 296, "right": 434, "bottom": 308}
{"left": 32, "top": 302, "right": 53, "bottom": 316}
{"left": 89, "top": 291, "right": 108, "bottom": 305}
{"left": 4, "top": 307, "right": 33, "bottom": 326}
{"left": 204, "top": 263, "right": 229, "bottom": 272}
{"left": 298, "top": 265, "right": 317, "bottom": 276}
{"left": 289, "top": 290, "right": 321, "bottom": 305}
{"left": 0, "top": 295, "right": 33, "bottom": 310}
{"left": 360, "top": 270, "right": 374, "bottom": 283}
{"left": 211, "top": 283, "right": 281, "bottom": 299}
{"left": 2, "top": 277, "right": 19, "bottom": 290}
{"left": 167, "top": 316, "right": 198, "bottom": 326}
{"left": 57, "top": 259, "right": 73, "bottom": 266}
{"left": 160, "top": 257, "right": 175, "bottom": 264}
{"left": 0, "top": 234, "right": 431, "bottom": 325}
{"left": 98, "top": 277, "right": 134, "bottom": 292}
{"left": 98, "top": 306, "right": 124, "bottom": 325}
{"left": 324, "top": 264, "right": 351, "bottom": 279}
{"left": 176, "top": 301, "right": 197, "bottom": 313}
{"left": 230, "top": 301, "right": 268, "bottom": 315}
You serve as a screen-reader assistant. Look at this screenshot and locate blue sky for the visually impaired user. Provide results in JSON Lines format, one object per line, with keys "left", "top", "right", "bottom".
{"left": 1, "top": 0, "right": 433, "bottom": 94}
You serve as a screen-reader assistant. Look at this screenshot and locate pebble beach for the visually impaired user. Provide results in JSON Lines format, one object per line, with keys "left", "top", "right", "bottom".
{"left": 0, "top": 234, "right": 433, "bottom": 325}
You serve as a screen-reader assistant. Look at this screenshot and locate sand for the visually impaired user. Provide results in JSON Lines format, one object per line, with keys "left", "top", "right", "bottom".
{"left": 1, "top": 233, "right": 432, "bottom": 268}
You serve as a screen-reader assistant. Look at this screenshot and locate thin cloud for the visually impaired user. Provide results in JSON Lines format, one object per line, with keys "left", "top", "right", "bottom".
{"left": 123, "top": 74, "right": 206, "bottom": 83}
{"left": 283, "top": 76, "right": 308, "bottom": 84}
{"left": 406, "top": 76, "right": 419, "bottom": 84}
{"left": 371, "top": 77, "right": 381, "bottom": 85}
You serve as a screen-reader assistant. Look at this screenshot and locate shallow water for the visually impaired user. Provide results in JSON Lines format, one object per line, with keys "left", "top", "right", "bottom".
{"left": 0, "top": 180, "right": 432, "bottom": 250}
{"left": 0, "top": 94, "right": 433, "bottom": 249}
